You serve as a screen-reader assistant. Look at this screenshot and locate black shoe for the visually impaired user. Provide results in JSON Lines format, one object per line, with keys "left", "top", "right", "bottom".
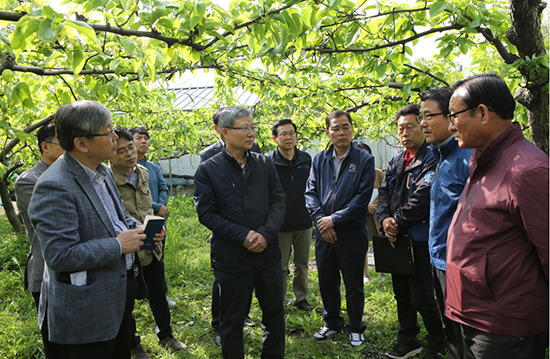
{"left": 386, "top": 339, "right": 422, "bottom": 359}
{"left": 426, "top": 348, "right": 446, "bottom": 359}
{"left": 159, "top": 336, "right": 187, "bottom": 351}
{"left": 131, "top": 345, "right": 151, "bottom": 359}
{"left": 243, "top": 316, "right": 255, "bottom": 327}
{"left": 293, "top": 299, "right": 314, "bottom": 312}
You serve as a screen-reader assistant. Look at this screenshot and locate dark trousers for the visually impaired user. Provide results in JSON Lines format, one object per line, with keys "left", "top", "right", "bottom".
{"left": 432, "top": 266, "right": 463, "bottom": 359}
{"left": 212, "top": 276, "right": 253, "bottom": 331}
{"left": 132, "top": 257, "right": 172, "bottom": 346}
{"left": 459, "top": 322, "right": 548, "bottom": 359}
{"left": 391, "top": 241, "right": 445, "bottom": 349}
{"left": 314, "top": 225, "right": 368, "bottom": 334}
{"left": 34, "top": 292, "right": 62, "bottom": 359}
{"left": 215, "top": 262, "right": 285, "bottom": 359}
{"left": 52, "top": 274, "right": 138, "bottom": 359}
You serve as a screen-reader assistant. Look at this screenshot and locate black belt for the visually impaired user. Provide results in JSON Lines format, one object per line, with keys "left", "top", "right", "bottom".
{"left": 127, "top": 264, "right": 139, "bottom": 279}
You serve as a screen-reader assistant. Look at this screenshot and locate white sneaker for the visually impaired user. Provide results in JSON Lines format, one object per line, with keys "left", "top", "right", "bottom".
{"left": 166, "top": 295, "right": 176, "bottom": 307}
{"left": 313, "top": 326, "right": 340, "bottom": 340}
{"left": 349, "top": 332, "right": 365, "bottom": 347}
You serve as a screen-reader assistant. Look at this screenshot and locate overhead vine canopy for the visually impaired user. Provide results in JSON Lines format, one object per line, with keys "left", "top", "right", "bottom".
{"left": 0, "top": 0, "right": 547, "bottom": 232}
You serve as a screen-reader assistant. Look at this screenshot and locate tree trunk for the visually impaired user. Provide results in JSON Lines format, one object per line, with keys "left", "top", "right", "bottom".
{"left": 0, "top": 179, "right": 25, "bottom": 235}
{"left": 508, "top": 0, "right": 549, "bottom": 154}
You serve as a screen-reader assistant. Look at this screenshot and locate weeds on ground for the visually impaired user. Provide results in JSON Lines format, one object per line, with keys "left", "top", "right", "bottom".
{"left": 5, "top": 195, "right": 546, "bottom": 358}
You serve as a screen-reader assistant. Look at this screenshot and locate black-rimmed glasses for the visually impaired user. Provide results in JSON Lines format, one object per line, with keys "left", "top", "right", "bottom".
{"left": 416, "top": 112, "right": 445, "bottom": 123}
{"left": 447, "top": 107, "right": 475, "bottom": 124}
{"left": 87, "top": 128, "right": 116, "bottom": 139}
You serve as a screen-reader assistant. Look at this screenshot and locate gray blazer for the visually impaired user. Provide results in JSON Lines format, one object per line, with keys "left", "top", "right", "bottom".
{"left": 199, "top": 139, "right": 262, "bottom": 163}
{"left": 14, "top": 159, "right": 49, "bottom": 293}
{"left": 29, "top": 152, "right": 137, "bottom": 345}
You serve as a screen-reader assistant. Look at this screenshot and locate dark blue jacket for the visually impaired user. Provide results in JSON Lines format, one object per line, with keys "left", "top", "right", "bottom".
{"left": 305, "top": 144, "right": 375, "bottom": 231}
{"left": 376, "top": 141, "right": 437, "bottom": 242}
{"left": 265, "top": 148, "right": 312, "bottom": 232}
{"left": 428, "top": 136, "right": 472, "bottom": 270}
{"left": 194, "top": 149, "right": 286, "bottom": 273}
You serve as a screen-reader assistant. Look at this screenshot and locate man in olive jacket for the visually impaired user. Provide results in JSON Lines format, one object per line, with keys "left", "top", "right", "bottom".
{"left": 110, "top": 126, "right": 185, "bottom": 358}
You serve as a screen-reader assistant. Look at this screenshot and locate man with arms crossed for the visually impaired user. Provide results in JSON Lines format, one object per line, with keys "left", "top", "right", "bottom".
{"left": 418, "top": 87, "right": 472, "bottom": 359}
{"left": 109, "top": 126, "right": 185, "bottom": 359}
{"left": 14, "top": 122, "right": 64, "bottom": 357}
{"left": 29, "top": 100, "right": 163, "bottom": 359}
{"left": 305, "top": 110, "right": 374, "bottom": 347}
{"left": 266, "top": 119, "right": 313, "bottom": 311}
{"left": 375, "top": 105, "right": 445, "bottom": 359}
{"left": 446, "top": 74, "right": 548, "bottom": 359}
{"left": 194, "top": 106, "right": 286, "bottom": 358}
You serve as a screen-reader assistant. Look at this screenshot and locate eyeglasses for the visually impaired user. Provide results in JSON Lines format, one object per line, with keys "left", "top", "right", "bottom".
{"left": 80, "top": 128, "right": 116, "bottom": 140}
{"left": 447, "top": 107, "right": 475, "bottom": 124}
{"left": 330, "top": 125, "right": 352, "bottom": 133}
{"left": 278, "top": 131, "right": 295, "bottom": 138}
{"left": 45, "top": 141, "right": 60, "bottom": 145}
{"left": 416, "top": 112, "right": 445, "bottom": 123}
{"left": 225, "top": 126, "right": 259, "bottom": 133}
{"left": 116, "top": 143, "right": 135, "bottom": 156}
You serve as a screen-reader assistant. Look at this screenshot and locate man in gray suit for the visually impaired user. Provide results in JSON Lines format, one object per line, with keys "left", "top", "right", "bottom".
{"left": 14, "top": 122, "right": 64, "bottom": 357}
{"left": 29, "top": 100, "right": 163, "bottom": 359}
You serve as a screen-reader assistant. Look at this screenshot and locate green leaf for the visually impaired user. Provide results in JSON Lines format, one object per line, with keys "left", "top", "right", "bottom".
{"left": 72, "top": 48, "right": 85, "bottom": 75}
{"left": 65, "top": 19, "right": 98, "bottom": 43}
{"left": 13, "top": 129, "right": 36, "bottom": 144}
{"left": 10, "top": 28, "right": 25, "bottom": 52}
{"left": 12, "top": 83, "right": 34, "bottom": 108}
{"left": 430, "top": 2, "right": 447, "bottom": 18}
{"left": 38, "top": 19, "right": 56, "bottom": 42}
{"left": 190, "top": 1, "right": 207, "bottom": 30}
{"left": 282, "top": 11, "right": 298, "bottom": 36}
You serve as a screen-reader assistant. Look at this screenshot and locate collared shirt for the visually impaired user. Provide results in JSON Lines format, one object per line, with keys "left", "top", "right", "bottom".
{"left": 223, "top": 147, "right": 249, "bottom": 170}
{"left": 77, "top": 161, "right": 134, "bottom": 269}
{"left": 332, "top": 145, "right": 351, "bottom": 181}
{"left": 116, "top": 166, "right": 139, "bottom": 189}
{"left": 277, "top": 147, "right": 297, "bottom": 170}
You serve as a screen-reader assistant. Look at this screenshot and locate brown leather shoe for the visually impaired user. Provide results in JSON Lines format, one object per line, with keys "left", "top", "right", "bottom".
{"left": 131, "top": 344, "right": 151, "bottom": 359}
{"left": 159, "top": 336, "right": 187, "bottom": 351}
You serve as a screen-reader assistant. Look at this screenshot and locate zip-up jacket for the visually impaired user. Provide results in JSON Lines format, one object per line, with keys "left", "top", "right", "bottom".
{"left": 376, "top": 141, "right": 436, "bottom": 242}
{"left": 446, "top": 123, "right": 548, "bottom": 336}
{"left": 265, "top": 148, "right": 312, "bottom": 232}
{"left": 428, "top": 136, "right": 472, "bottom": 271}
{"left": 194, "top": 149, "right": 286, "bottom": 274}
{"left": 110, "top": 163, "right": 163, "bottom": 267}
{"left": 305, "top": 144, "right": 375, "bottom": 231}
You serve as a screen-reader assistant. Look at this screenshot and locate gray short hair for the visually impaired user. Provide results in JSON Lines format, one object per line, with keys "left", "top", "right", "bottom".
{"left": 55, "top": 100, "right": 112, "bottom": 151}
{"left": 217, "top": 106, "right": 253, "bottom": 129}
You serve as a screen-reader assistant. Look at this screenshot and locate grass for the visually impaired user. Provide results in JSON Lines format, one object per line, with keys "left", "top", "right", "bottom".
{"left": 3, "top": 194, "right": 544, "bottom": 358}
